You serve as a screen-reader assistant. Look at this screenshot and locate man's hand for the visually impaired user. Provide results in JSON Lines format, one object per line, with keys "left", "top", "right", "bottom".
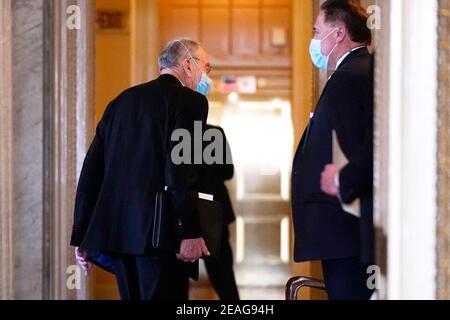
{"left": 75, "top": 247, "right": 93, "bottom": 276}
{"left": 176, "top": 238, "right": 210, "bottom": 263}
{"left": 321, "top": 164, "right": 340, "bottom": 196}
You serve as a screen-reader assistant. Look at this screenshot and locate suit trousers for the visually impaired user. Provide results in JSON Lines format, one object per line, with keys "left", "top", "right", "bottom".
{"left": 204, "top": 226, "right": 240, "bottom": 300}
{"left": 321, "top": 256, "right": 374, "bottom": 300}
{"left": 110, "top": 252, "right": 189, "bottom": 300}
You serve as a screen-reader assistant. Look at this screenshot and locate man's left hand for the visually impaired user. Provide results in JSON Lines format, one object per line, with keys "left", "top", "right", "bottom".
{"left": 321, "top": 164, "right": 340, "bottom": 196}
{"left": 176, "top": 238, "right": 210, "bottom": 263}
{"left": 75, "top": 247, "right": 93, "bottom": 276}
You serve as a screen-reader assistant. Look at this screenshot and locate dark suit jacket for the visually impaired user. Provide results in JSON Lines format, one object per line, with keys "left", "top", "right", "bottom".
{"left": 70, "top": 74, "right": 208, "bottom": 256}
{"left": 198, "top": 125, "right": 236, "bottom": 226}
{"left": 291, "top": 48, "right": 374, "bottom": 264}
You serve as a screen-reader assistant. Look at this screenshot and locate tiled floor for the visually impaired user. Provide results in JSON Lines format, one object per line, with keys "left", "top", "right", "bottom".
{"left": 238, "top": 286, "right": 285, "bottom": 300}
{"left": 189, "top": 282, "right": 285, "bottom": 301}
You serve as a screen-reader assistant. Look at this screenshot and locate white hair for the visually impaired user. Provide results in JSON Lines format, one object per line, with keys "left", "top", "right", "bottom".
{"left": 158, "top": 38, "right": 201, "bottom": 72}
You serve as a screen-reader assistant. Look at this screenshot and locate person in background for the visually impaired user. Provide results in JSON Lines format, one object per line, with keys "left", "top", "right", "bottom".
{"left": 196, "top": 124, "right": 240, "bottom": 300}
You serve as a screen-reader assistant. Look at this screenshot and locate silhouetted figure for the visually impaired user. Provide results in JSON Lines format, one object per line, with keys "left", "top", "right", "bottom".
{"left": 197, "top": 124, "right": 240, "bottom": 300}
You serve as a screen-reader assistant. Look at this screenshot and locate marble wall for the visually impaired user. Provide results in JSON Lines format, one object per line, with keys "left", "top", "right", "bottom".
{"left": 12, "top": 0, "right": 44, "bottom": 299}
{"left": 7, "top": 0, "right": 95, "bottom": 300}
{"left": 0, "top": 0, "right": 14, "bottom": 300}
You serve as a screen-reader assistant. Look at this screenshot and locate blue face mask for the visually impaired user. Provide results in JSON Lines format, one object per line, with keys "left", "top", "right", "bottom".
{"left": 196, "top": 71, "right": 213, "bottom": 96}
{"left": 309, "top": 28, "right": 338, "bottom": 70}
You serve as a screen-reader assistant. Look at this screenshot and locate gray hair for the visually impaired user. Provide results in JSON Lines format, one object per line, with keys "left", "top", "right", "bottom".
{"left": 158, "top": 38, "right": 201, "bottom": 72}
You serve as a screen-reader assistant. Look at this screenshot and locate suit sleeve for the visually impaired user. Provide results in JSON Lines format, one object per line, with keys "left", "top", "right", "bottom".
{"left": 70, "top": 102, "right": 112, "bottom": 246}
{"left": 166, "top": 93, "right": 209, "bottom": 239}
{"left": 328, "top": 73, "right": 373, "bottom": 204}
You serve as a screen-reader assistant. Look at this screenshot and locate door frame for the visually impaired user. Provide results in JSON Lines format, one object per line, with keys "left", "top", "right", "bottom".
{"left": 43, "top": 0, "right": 95, "bottom": 299}
{"left": 39, "top": 0, "right": 448, "bottom": 300}
{"left": 436, "top": 0, "right": 450, "bottom": 300}
{"left": 374, "top": 0, "right": 439, "bottom": 299}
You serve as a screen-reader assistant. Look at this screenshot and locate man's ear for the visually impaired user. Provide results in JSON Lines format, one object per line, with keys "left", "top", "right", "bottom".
{"left": 336, "top": 25, "right": 347, "bottom": 43}
{"left": 182, "top": 59, "right": 193, "bottom": 78}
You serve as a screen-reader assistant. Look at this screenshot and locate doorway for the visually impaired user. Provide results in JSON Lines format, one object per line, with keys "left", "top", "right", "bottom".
{"left": 91, "top": 0, "right": 314, "bottom": 300}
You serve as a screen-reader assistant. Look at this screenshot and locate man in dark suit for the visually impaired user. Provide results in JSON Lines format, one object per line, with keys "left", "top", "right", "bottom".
{"left": 71, "top": 38, "right": 213, "bottom": 300}
{"left": 197, "top": 124, "right": 240, "bottom": 300}
{"left": 291, "top": 0, "right": 374, "bottom": 300}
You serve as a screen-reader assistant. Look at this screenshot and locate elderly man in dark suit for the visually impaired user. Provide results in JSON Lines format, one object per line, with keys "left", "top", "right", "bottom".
{"left": 71, "top": 38, "right": 213, "bottom": 300}
{"left": 291, "top": 0, "right": 374, "bottom": 300}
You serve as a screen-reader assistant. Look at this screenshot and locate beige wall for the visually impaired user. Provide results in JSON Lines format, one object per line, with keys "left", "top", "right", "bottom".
{"left": 130, "top": 0, "right": 160, "bottom": 85}
{"left": 93, "top": 0, "right": 132, "bottom": 299}
{"left": 95, "top": 0, "right": 132, "bottom": 124}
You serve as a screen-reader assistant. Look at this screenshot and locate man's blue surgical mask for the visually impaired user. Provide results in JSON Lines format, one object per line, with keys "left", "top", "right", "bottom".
{"left": 196, "top": 71, "right": 212, "bottom": 96}
{"left": 309, "top": 28, "right": 338, "bottom": 70}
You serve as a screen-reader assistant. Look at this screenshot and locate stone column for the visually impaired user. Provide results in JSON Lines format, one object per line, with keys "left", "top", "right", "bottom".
{"left": 2, "top": 0, "right": 95, "bottom": 299}
{"left": 44, "top": 0, "right": 95, "bottom": 300}
{"left": 373, "top": 0, "right": 391, "bottom": 300}
{"left": 0, "top": 0, "right": 14, "bottom": 300}
{"left": 12, "top": 0, "right": 45, "bottom": 299}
